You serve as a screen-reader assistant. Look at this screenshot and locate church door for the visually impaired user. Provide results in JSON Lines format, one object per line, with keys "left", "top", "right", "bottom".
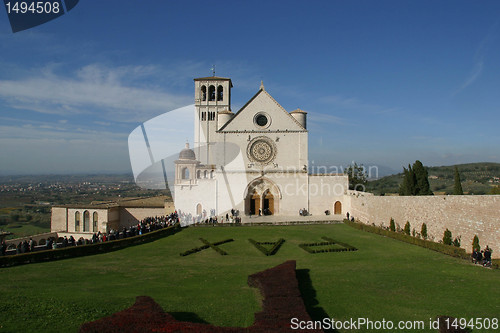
{"left": 334, "top": 201, "right": 342, "bottom": 215}
{"left": 252, "top": 192, "right": 260, "bottom": 215}
{"left": 263, "top": 191, "right": 274, "bottom": 215}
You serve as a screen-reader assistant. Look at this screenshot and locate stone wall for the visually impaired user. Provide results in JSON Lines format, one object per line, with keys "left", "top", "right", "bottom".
{"left": 348, "top": 192, "right": 500, "bottom": 258}
{"left": 119, "top": 207, "right": 167, "bottom": 228}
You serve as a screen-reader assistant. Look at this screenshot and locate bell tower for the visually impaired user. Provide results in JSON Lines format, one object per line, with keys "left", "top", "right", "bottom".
{"left": 194, "top": 75, "right": 232, "bottom": 165}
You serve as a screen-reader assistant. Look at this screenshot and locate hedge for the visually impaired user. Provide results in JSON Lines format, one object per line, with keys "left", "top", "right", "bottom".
{"left": 0, "top": 224, "right": 180, "bottom": 268}
{"left": 248, "top": 238, "right": 285, "bottom": 256}
{"left": 298, "top": 237, "right": 357, "bottom": 254}
{"left": 180, "top": 238, "right": 233, "bottom": 256}
{"left": 344, "top": 219, "right": 469, "bottom": 259}
{"left": 199, "top": 238, "right": 233, "bottom": 255}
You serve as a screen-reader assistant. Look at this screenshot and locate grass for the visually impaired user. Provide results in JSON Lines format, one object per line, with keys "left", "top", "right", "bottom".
{"left": 0, "top": 224, "right": 498, "bottom": 332}
{"left": 1, "top": 222, "right": 50, "bottom": 239}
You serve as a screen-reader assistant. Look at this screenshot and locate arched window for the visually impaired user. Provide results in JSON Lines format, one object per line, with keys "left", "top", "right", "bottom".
{"left": 182, "top": 167, "right": 190, "bottom": 180}
{"left": 204, "top": 170, "right": 208, "bottom": 178}
{"left": 75, "top": 211, "right": 80, "bottom": 232}
{"left": 210, "top": 170, "right": 214, "bottom": 178}
{"left": 196, "top": 203, "right": 202, "bottom": 215}
{"left": 201, "top": 85, "right": 207, "bottom": 101}
{"left": 93, "top": 212, "right": 98, "bottom": 232}
{"left": 217, "top": 85, "right": 223, "bottom": 101}
{"left": 83, "top": 210, "right": 90, "bottom": 232}
{"left": 208, "top": 85, "right": 215, "bottom": 101}
{"left": 197, "top": 170, "right": 201, "bottom": 179}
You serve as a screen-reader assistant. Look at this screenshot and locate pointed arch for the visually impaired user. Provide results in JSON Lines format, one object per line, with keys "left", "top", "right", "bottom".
{"left": 83, "top": 210, "right": 90, "bottom": 232}
{"left": 75, "top": 211, "right": 80, "bottom": 232}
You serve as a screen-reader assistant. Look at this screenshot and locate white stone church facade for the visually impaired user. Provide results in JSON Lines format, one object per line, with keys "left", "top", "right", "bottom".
{"left": 173, "top": 76, "right": 348, "bottom": 218}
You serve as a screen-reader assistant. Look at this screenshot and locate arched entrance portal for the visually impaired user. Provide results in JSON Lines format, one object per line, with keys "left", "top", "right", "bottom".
{"left": 244, "top": 177, "right": 281, "bottom": 216}
{"left": 334, "top": 201, "right": 342, "bottom": 215}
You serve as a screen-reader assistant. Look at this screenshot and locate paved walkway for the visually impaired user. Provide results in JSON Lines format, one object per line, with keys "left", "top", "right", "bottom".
{"left": 239, "top": 214, "right": 343, "bottom": 225}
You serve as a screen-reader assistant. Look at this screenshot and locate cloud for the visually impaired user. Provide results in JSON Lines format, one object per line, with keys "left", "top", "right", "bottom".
{"left": 0, "top": 63, "right": 193, "bottom": 123}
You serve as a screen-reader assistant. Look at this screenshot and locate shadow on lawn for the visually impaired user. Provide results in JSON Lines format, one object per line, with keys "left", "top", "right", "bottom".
{"left": 169, "top": 312, "right": 209, "bottom": 324}
{"left": 296, "top": 269, "right": 339, "bottom": 333}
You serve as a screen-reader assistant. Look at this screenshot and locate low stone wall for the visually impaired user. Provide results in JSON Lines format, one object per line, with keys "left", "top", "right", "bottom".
{"left": 348, "top": 193, "right": 500, "bottom": 258}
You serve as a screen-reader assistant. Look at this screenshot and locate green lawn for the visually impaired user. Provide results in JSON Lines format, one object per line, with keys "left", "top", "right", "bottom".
{"left": 0, "top": 224, "right": 498, "bottom": 332}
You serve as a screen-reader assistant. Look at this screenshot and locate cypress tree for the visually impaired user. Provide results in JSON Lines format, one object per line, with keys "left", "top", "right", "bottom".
{"left": 413, "top": 160, "right": 432, "bottom": 195}
{"left": 472, "top": 235, "right": 480, "bottom": 251}
{"left": 390, "top": 218, "right": 396, "bottom": 232}
{"left": 404, "top": 221, "right": 411, "bottom": 235}
{"left": 399, "top": 165, "right": 416, "bottom": 195}
{"left": 421, "top": 223, "right": 428, "bottom": 239}
{"left": 453, "top": 166, "right": 464, "bottom": 195}
{"left": 443, "top": 229, "right": 452, "bottom": 246}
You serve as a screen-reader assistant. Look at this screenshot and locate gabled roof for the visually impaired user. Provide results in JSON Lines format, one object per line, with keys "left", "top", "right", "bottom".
{"left": 218, "top": 88, "right": 307, "bottom": 132}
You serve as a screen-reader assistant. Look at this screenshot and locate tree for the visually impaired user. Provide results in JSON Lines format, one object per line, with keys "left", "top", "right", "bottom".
{"left": 490, "top": 186, "right": 500, "bottom": 195}
{"left": 345, "top": 162, "right": 368, "bottom": 191}
{"left": 421, "top": 223, "right": 428, "bottom": 239}
{"left": 399, "top": 160, "right": 432, "bottom": 195}
{"left": 404, "top": 221, "right": 411, "bottom": 235}
{"left": 399, "top": 165, "right": 416, "bottom": 195}
{"left": 472, "top": 235, "right": 480, "bottom": 251}
{"left": 413, "top": 160, "right": 433, "bottom": 195}
{"left": 453, "top": 236, "right": 461, "bottom": 248}
{"left": 443, "top": 229, "right": 452, "bottom": 246}
{"left": 453, "top": 166, "right": 463, "bottom": 195}
{"left": 390, "top": 218, "right": 396, "bottom": 232}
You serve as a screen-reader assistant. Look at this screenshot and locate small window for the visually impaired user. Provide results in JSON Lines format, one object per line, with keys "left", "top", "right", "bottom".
{"left": 201, "top": 85, "right": 207, "bottom": 101}
{"left": 256, "top": 114, "right": 268, "bottom": 127}
{"left": 217, "top": 85, "right": 223, "bottom": 101}
{"left": 208, "top": 85, "right": 215, "bottom": 101}
{"left": 75, "top": 211, "right": 80, "bottom": 232}
{"left": 197, "top": 170, "right": 201, "bottom": 179}
{"left": 201, "top": 112, "right": 206, "bottom": 121}
{"left": 204, "top": 170, "right": 208, "bottom": 178}
{"left": 93, "top": 212, "right": 98, "bottom": 232}
{"left": 210, "top": 170, "right": 214, "bottom": 178}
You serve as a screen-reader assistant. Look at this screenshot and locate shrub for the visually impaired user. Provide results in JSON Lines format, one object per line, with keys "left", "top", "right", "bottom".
{"left": 298, "top": 237, "right": 357, "bottom": 254}
{"left": 344, "top": 220, "right": 468, "bottom": 259}
{"left": 453, "top": 236, "right": 461, "bottom": 248}
{"left": 248, "top": 238, "right": 285, "bottom": 256}
{"left": 421, "top": 223, "right": 428, "bottom": 239}
{"left": 199, "top": 238, "right": 233, "bottom": 255}
{"left": 443, "top": 229, "right": 452, "bottom": 246}
{"left": 404, "top": 221, "right": 411, "bottom": 235}
{"left": 390, "top": 218, "right": 396, "bottom": 232}
{"left": 472, "top": 235, "right": 480, "bottom": 251}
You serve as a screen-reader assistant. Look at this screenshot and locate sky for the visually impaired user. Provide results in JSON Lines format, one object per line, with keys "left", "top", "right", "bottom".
{"left": 1, "top": 0, "right": 500, "bottom": 177}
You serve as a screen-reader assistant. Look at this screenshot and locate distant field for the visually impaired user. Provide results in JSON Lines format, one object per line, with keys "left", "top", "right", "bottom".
{"left": 0, "top": 224, "right": 498, "bottom": 332}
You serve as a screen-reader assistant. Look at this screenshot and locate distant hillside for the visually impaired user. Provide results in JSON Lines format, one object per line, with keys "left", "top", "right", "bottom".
{"left": 365, "top": 162, "right": 500, "bottom": 195}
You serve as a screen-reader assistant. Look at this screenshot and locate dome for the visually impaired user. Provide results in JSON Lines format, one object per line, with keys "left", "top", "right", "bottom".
{"left": 179, "top": 143, "right": 196, "bottom": 160}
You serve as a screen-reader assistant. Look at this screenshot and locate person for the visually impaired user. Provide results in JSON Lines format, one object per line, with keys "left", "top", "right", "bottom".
{"left": 1, "top": 241, "right": 6, "bottom": 256}
{"left": 483, "top": 247, "right": 492, "bottom": 266}
{"left": 29, "top": 238, "right": 34, "bottom": 252}
{"left": 472, "top": 248, "right": 479, "bottom": 263}
{"left": 346, "top": 212, "right": 350, "bottom": 220}
{"left": 258, "top": 208, "right": 262, "bottom": 216}
{"left": 476, "top": 250, "right": 483, "bottom": 265}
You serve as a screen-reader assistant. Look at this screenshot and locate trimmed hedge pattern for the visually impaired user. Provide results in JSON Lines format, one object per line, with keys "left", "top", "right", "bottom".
{"left": 0, "top": 224, "right": 180, "bottom": 268}
{"left": 80, "top": 261, "right": 323, "bottom": 333}
{"left": 298, "top": 236, "right": 358, "bottom": 254}
{"left": 344, "top": 219, "right": 469, "bottom": 259}
{"left": 248, "top": 238, "right": 285, "bottom": 256}
{"left": 180, "top": 238, "right": 234, "bottom": 256}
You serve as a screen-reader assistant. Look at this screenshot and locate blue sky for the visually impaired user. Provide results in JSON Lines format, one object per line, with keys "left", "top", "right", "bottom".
{"left": 1, "top": 1, "right": 499, "bottom": 176}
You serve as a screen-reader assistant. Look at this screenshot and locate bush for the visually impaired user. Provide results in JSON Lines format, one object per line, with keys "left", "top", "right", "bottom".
{"left": 390, "top": 218, "right": 396, "bottom": 232}
{"left": 472, "top": 235, "right": 480, "bottom": 251}
{"left": 404, "top": 221, "right": 411, "bottom": 235}
{"left": 421, "top": 223, "right": 428, "bottom": 239}
{"left": 344, "top": 220, "right": 468, "bottom": 259}
{"left": 443, "top": 229, "right": 452, "bottom": 246}
{"left": 248, "top": 238, "right": 285, "bottom": 256}
{"left": 199, "top": 238, "right": 233, "bottom": 255}
{"left": 298, "top": 237, "right": 357, "bottom": 254}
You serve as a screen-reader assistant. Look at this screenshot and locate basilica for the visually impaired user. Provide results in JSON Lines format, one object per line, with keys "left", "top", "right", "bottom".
{"left": 173, "top": 76, "right": 348, "bottom": 218}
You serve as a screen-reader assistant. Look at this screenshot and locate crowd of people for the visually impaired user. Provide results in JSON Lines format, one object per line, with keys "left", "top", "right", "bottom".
{"left": 0, "top": 212, "right": 179, "bottom": 256}
{"left": 472, "top": 246, "right": 493, "bottom": 267}
{"left": 177, "top": 208, "right": 242, "bottom": 226}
